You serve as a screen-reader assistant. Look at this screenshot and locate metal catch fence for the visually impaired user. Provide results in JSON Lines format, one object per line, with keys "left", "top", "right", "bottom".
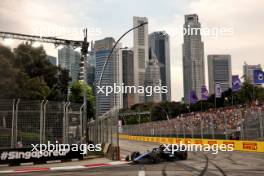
{"left": 0, "top": 99, "right": 86, "bottom": 149}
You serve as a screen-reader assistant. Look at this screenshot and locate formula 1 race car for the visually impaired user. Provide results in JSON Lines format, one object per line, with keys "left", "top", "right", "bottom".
{"left": 125, "top": 145, "right": 187, "bottom": 164}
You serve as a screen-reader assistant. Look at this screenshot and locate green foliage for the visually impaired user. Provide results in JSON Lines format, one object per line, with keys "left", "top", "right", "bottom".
{"left": 0, "top": 44, "right": 71, "bottom": 100}
{"left": 69, "top": 80, "right": 95, "bottom": 119}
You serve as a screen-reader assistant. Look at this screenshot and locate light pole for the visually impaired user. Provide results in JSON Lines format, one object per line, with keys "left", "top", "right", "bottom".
{"left": 80, "top": 29, "right": 89, "bottom": 144}
{"left": 95, "top": 22, "right": 148, "bottom": 145}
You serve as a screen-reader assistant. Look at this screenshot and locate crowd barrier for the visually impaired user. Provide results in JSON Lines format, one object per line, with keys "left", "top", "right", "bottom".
{"left": 119, "top": 134, "right": 264, "bottom": 153}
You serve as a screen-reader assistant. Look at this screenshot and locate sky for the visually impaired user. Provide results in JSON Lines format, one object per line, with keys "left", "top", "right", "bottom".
{"left": 0, "top": 0, "right": 264, "bottom": 101}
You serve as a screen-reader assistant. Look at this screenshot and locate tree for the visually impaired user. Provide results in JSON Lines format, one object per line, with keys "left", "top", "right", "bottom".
{"left": 57, "top": 68, "right": 71, "bottom": 101}
{"left": 0, "top": 46, "right": 19, "bottom": 98}
{"left": 69, "top": 80, "right": 95, "bottom": 119}
{"left": 0, "top": 44, "right": 72, "bottom": 100}
{"left": 16, "top": 72, "right": 50, "bottom": 100}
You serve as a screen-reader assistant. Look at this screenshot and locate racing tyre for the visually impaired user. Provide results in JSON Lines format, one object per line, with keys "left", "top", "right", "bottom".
{"left": 131, "top": 151, "right": 141, "bottom": 161}
{"left": 178, "top": 151, "right": 188, "bottom": 160}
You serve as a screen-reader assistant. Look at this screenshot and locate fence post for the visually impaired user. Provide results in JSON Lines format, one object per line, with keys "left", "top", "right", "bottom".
{"left": 191, "top": 124, "right": 194, "bottom": 138}
{"left": 14, "top": 99, "right": 20, "bottom": 148}
{"left": 11, "top": 99, "right": 16, "bottom": 148}
{"left": 63, "top": 102, "right": 70, "bottom": 144}
{"left": 211, "top": 116, "right": 215, "bottom": 139}
{"left": 259, "top": 111, "right": 263, "bottom": 138}
{"left": 101, "top": 118, "right": 104, "bottom": 143}
{"left": 79, "top": 103, "right": 85, "bottom": 144}
{"left": 39, "top": 100, "right": 44, "bottom": 144}
{"left": 43, "top": 101, "right": 48, "bottom": 143}
{"left": 110, "top": 116, "right": 113, "bottom": 144}
{"left": 200, "top": 118, "right": 204, "bottom": 139}
{"left": 224, "top": 113, "right": 228, "bottom": 140}
{"left": 176, "top": 125, "right": 179, "bottom": 138}
{"left": 183, "top": 123, "right": 186, "bottom": 139}
{"left": 240, "top": 117, "right": 244, "bottom": 140}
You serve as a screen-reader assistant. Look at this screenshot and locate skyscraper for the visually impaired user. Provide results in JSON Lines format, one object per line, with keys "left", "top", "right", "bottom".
{"left": 145, "top": 52, "right": 162, "bottom": 103}
{"left": 46, "top": 55, "right": 57, "bottom": 66}
{"left": 87, "top": 42, "right": 96, "bottom": 87}
{"left": 133, "top": 16, "right": 149, "bottom": 103}
{"left": 58, "top": 46, "right": 81, "bottom": 83}
{"left": 243, "top": 62, "right": 263, "bottom": 83}
{"left": 182, "top": 14, "right": 205, "bottom": 103}
{"left": 208, "top": 55, "right": 232, "bottom": 94}
{"left": 120, "top": 48, "right": 134, "bottom": 108}
{"left": 95, "top": 37, "right": 122, "bottom": 116}
{"left": 149, "top": 31, "right": 171, "bottom": 102}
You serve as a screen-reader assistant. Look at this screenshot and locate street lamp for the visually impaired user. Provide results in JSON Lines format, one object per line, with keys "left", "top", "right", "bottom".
{"left": 94, "top": 22, "right": 148, "bottom": 145}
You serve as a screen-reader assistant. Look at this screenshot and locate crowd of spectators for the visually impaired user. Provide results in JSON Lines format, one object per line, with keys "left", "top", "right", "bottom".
{"left": 124, "top": 102, "right": 264, "bottom": 138}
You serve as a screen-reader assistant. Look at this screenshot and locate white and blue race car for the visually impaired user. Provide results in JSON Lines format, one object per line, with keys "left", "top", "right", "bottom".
{"left": 126, "top": 145, "right": 188, "bottom": 164}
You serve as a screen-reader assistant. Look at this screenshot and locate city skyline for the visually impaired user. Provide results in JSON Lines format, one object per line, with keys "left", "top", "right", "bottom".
{"left": 1, "top": 0, "right": 263, "bottom": 101}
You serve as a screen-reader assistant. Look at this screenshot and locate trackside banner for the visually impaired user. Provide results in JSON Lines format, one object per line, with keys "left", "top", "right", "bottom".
{"left": 0, "top": 146, "right": 83, "bottom": 165}
{"left": 119, "top": 134, "right": 264, "bottom": 153}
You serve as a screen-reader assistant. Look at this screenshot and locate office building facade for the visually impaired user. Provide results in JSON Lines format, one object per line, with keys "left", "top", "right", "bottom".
{"left": 120, "top": 48, "right": 134, "bottom": 108}
{"left": 243, "top": 63, "right": 263, "bottom": 83}
{"left": 149, "top": 31, "right": 171, "bottom": 102}
{"left": 145, "top": 52, "right": 162, "bottom": 103}
{"left": 94, "top": 37, "right": 123, "bottom": 116}
{"left": 133, "top": 16, "right": 149, "bottom": 103}
{"left": 208, "top": 55, "right": 232, "bottom": 94}
{"left": 182, "top": 14, "right": 205, "bottom": 103}
{"left": 58, "top": 46, "right": 81, "bottom": 83}
{"left": 46, "top": 55, "right": 57, "bottom": 66}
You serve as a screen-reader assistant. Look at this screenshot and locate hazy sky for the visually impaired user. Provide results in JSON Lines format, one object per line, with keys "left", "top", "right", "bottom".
{"left": 0, "top": 0, "right": 263, "bottom": 101}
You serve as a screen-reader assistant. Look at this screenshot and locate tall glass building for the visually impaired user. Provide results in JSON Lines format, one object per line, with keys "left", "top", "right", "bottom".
{"left": 120, "top": 48, "right": 134, "bottom": 108}
{"left": 149, "top": 31, "right": 171, "bottom": 102}
{"left": 182, "top": 14, "right": 205, "bottom": 103}
{"left": 58, "top": 46, "right": 81, "bottom": 83}
{"left": 95, "top": 37, "right": 122, "bottom": 116}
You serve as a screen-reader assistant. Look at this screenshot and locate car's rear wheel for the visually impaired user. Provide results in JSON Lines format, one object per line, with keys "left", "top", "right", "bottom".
{"left": 131, "top": 151, "right": 141, "bottom": 161}
{"left": 178, "top": 151, "right": 188, "bottom": 160}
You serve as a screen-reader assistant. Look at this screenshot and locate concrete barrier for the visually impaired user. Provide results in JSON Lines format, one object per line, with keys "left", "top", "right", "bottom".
{"left": 119, "top": 134, "right": 264, "bottom": 153}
